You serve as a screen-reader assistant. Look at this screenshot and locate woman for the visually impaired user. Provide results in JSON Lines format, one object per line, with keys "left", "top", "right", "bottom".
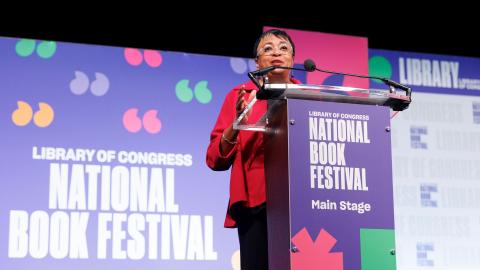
{"left": 206, "top": 29, "right": 301, "bottom": 270}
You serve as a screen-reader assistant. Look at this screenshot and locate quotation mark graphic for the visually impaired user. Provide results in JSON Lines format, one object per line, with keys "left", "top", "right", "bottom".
{"left": 124, "top": 48, "right": 163, "bottom": 68}
{"left": 15, "top": 39, "right": 57, "bottom": 59}
{"left": 175, "top": 79, "right": 212, "bottom": 104}
{"left": 70, "top": 71, "right": 110, "bottom": 96}
{"left": 291, "top": 228, "right": 343, "bottom": 270}
{"left": 123, "top": 108, "right": 161, "bottom": 134}
{"left": 11, "top": 101, "right": 54, "bottom": 127}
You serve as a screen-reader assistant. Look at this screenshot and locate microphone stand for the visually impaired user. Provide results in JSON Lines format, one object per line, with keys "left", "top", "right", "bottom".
{"left": 311, "top": 66, "right": 412, "bottom": 96}
{"left": 248, "top": 66, "right": 307, "bottom": 91}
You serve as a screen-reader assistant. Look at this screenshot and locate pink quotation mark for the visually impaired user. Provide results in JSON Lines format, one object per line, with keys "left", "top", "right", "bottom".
{"left": 123, "top": 108, "right": 161, "bottom": 134}
{"left": 291, "top": 228, "right": 344, "bottom": 270}
{"left": 124, "top": 48, "right": 162, "bottom": 68}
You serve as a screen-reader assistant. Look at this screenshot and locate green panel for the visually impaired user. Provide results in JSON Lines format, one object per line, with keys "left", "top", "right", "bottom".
{"left": 360, "top": 228, "right": 396, "bottom": 270}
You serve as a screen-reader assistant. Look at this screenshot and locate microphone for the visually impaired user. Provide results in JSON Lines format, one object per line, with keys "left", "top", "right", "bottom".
{"left": 304, "top": 59, "right": 316, "bottom": 72}
{"left": 248, "top": 65, "right": 307, "bottom": 89}
{"left": 248, "top": 66, "right": 277, "bottom": 77}
{"left": 379, "top": 78, "right": 411, "bottom": 92}
{"left": 303, "top": 59, "right": 411, "bottom": 95}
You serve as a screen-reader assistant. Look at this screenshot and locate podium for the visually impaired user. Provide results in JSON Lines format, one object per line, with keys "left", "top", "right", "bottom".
{"left": 235, "top": 84, "right": 411, "bottom": 270}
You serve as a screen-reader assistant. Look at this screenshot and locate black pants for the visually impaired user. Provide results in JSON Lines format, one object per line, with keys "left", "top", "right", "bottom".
{"left": 232, "top": 203, "right": 269, "bottom": 270}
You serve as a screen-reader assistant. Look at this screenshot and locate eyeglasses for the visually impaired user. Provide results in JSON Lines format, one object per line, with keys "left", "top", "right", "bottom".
{"left": 257, "top": 43, "right": 293, "bottom": 56}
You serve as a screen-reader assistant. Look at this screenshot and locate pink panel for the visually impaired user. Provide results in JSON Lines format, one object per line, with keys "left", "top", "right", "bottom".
{"left": 265, "top": 27, "right": 369, "bottom": 88}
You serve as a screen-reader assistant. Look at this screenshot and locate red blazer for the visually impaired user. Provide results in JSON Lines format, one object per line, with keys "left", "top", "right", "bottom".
{"left": 206, "top": 78, "right": 301, "bottom": 227}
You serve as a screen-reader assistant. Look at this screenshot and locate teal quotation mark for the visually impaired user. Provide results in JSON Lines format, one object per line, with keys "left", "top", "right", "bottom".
{"left": 175, "top": 79, "right": 212, "bottom": 104}
{"left": 15, "top": 39, "right": 57, "bottom": 59}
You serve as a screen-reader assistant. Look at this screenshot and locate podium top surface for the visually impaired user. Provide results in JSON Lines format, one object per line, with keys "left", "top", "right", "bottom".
{"left": 257, "top": 83, "right": 411, "bottom": 111}
{"left": 234, "top": 83, "right": 412, "bottom": 132}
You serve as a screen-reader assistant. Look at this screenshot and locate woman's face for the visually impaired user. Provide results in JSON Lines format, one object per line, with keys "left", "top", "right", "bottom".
{"left": 255, "top": 34, "right": 294, "bottom": 76}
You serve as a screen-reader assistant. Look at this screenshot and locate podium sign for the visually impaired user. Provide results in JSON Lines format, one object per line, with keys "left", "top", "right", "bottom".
{"left": 265, "top": 99, "right": 397, "bottom": 270}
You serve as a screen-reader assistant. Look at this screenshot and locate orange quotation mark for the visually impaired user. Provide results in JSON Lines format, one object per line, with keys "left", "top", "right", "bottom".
{"left": 122, "top": 108, "right": 161, "bottom": 134}
{"left": 11, "top": 101, "right": 54, "bottom": 127}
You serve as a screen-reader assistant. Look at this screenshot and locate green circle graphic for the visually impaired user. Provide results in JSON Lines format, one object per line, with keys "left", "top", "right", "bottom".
{"left": 369, "top": 56, "right": 392, "bottom": 84}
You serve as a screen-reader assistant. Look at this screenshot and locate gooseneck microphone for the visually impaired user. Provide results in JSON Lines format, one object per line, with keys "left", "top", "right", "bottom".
{"left": 248, "top": 60, "right": 411, "bottom": 96}
{"left": 303, "top": 59, "right": 411, "bottom": 94}
{"left": 247, "top": 65, "right": 307, "bottom": 89}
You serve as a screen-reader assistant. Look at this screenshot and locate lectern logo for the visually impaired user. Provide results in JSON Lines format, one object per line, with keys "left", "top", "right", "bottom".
{"left": 473, "top": 102, "right": 480, "bottom": 124}
{"left": 420, "top": 184, "right": 438, "bottom": 207}
{"left": 417, "top": 242, "right": 434, "bottom": 267}
{"left": 410, "top": 126, "right": 428, "bottom": 149}
{"left": 291, "top": 228, "right": 343, "bottom": 270}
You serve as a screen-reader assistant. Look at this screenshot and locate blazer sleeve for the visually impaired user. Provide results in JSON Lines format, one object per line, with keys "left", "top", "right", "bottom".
{"left": 206, "top": 90, "right": 237, "bottom": 171}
